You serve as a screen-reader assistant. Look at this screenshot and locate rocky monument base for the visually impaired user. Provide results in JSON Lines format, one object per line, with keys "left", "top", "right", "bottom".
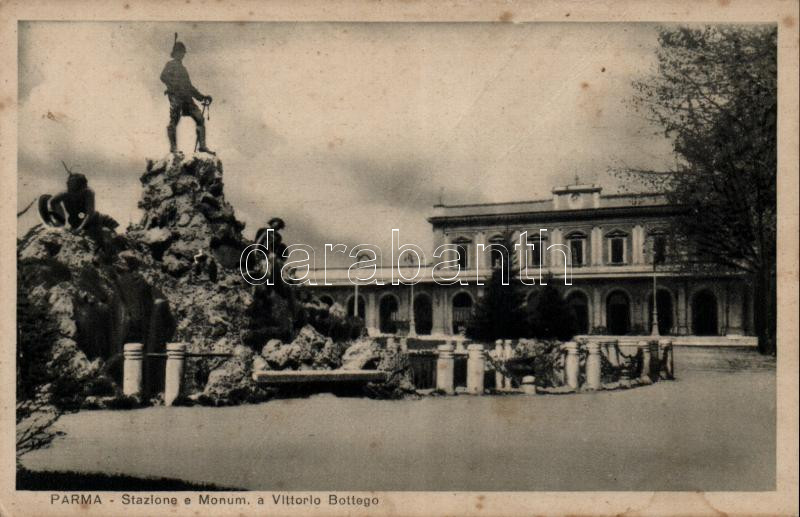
{"left": 17, "top": 152, "right": 414, "bottom": 410}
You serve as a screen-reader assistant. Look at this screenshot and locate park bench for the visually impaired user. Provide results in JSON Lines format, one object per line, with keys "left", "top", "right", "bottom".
{"left": 252, "top": 370, "right": 388, "bottom": 385}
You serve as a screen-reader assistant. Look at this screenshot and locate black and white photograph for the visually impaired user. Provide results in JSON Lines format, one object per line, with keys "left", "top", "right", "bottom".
{"left": 2, "top": 1, "right": 798, "bottom": 516}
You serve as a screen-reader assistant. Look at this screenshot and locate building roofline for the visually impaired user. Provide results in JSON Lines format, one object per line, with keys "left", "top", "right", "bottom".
{"left": 434, "top": 197, "right": 552, "bottom": 209}
{"left": 433, "top": 191, "right": 664, "bottom": 210}
{"left": 601, "top": 192, "right": 664, "bottom": 199}
{"left": 551, "top": 184, "right": 602, "bottom": 194}
{"left": 427, "top": 203, "right": 685, "bottom": 226}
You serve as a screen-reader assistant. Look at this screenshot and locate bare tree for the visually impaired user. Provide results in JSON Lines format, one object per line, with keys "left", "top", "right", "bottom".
{"left": 16, "top": 398, "right": 67, "bottom": 459}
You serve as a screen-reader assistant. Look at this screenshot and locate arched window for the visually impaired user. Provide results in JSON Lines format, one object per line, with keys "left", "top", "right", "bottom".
{"left": 379, "top": 295, "right": 400, "bottom": 334}
{"left": 567, "top": 291, "right": 590, "bottom": 335}
{"left": 451, "top": 292, "right": 474, "bottom": 334}
{"left": 648, "top": 289, "right": 674, "bottom": 335}
{"left": 606, "top": 290, "right": 631, "bottom": 335}
{"left": 692, "top": 290, "right": 718, "bottom": 336}
{"left": 413, "top": 294, "right": 433, "bottom": 335}
{"left": 347, "top": 295, "right": 366, "bottom": 320}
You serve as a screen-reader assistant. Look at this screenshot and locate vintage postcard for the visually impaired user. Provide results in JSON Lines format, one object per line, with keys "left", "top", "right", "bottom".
{"left": 1, "top": 1, "right": 797, "bottom": 516}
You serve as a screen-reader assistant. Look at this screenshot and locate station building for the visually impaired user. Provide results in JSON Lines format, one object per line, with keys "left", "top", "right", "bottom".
{"left": 306, "top": 184, "right": 754, "bottom": 344}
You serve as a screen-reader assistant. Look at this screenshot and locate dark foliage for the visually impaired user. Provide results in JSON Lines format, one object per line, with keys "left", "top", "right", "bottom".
{"left": 466, "top": 268, "right": 527, "bottom": 342}
{"left": 297, "top": 299, "right": 365, "bottom": 343}
{"left": 490, "top": 339, "right": 566, "bottom": 387}
{"left": 465, "top": 231, "right": 528, "bottom": 341}
{"left": 465, "top": 273, "right": 579, "bottom": 343}
{"left": 17, "top": 468, "right": 239, "bottom": 491}
{"left": 524, "top": 283, "right": 577, "bottom": 341}
{"left": 16, "top": 272, "right": 84, "bottom": 458}
{"left": 622, "top": 26, "right": 777, "bottom": 354}
{"left": 242, "top": 285, "right": 297, "bottom": 347}
{"left": 243, "top": 262, "right": 365, "bottom": 349}
{"left": 16, "top": 282, "right": 59, "bottom": 406}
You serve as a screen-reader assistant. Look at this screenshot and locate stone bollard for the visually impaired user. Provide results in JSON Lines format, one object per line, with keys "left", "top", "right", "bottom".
{"left": 564, "top": 341, "right": 580, "bottom": 390}
{"left": 503, "top": 340, "right": 514, "bottom": 390}
{"left": 649, "top": 340, "right": 660, "bottom": 379}
{"left": 399, "top": 337, "right": 408, "bottom": 353}
{"left": 164, "top": 342, "right": 186, "bottom": 406}
{"left": 605, "top": 341, "right": 620, "bottom": 367}
{"left": 436, "top": 342, "right": 456, "bottom": 395}
{"left": 585, "top": 341, "right": 602, "bottom": 390}
{"left": 466, "top": 344, "right": 485, "bottom": 395}
{"left": 494, "top": 340, "right": 504, "bottom": 391}
{"left": 619, "top": 365, "right": 631, "bottom": 388}
{"left": 122, "top": 343, "right": 144, "bottom": 397}
{"left": 521, "top": 375, "right": 536, "bottom": 395}
{"left": 659, "top": 339, "right": 674, "bottom": 379}
{"left": 638, "top": 341, "right": 652, "bottom": 383}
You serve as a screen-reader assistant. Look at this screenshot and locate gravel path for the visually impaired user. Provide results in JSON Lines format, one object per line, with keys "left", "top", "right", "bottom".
{"left": 23, "top": 347, "right": 775, "bottom": 491}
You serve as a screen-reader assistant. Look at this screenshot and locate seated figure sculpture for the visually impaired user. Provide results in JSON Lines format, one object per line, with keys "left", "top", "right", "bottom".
{"left": 255, "top": 217, "right": 287, "bottom": 283}
{"left": 38, "top": 166, "right": 118, "bottom": 240}
{"left": 255, "top": 217, "right": 287, "bottom": 255}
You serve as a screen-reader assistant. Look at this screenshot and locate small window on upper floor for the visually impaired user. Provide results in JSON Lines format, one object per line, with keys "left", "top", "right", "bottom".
{"left": 605, "top": 229, "right": 629, "bottom": 265}
{"left": 487, "top": 236, "right": 508, "bottom": 270}
{"left": 452, "top": 238, "right": 471, "bottom": 270}
{"left": 611, "top": 238, "right": 625, "bottom": 264}
{"left": 566, "top": 231, "right": 586, "bottom": 267}
{"left": 653, "top": 235, "right": 667, "bottom": 264}
{"left": 527, "top": 234, "right": 548, "bottom": 268}
{"left": 570, "top": 239, "right": 584, "bottom": 266}
{"left": 530, "top": 241, "right": 542, "bottom": 267}
{"left": 490, "top": 245, "right": 506, "bottom": 269}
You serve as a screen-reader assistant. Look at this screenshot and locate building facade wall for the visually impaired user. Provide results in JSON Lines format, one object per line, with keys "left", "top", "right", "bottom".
{"left": 303, "top": 187, "right": 753, "bottom": 340}
{"left": 305, "top": 275, "right": 750, "bottom": 338}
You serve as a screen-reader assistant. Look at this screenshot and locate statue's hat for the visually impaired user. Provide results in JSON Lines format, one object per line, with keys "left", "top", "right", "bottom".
{"left": 171, "top": 33, "right": 186, "bottom": 58}
{"left": 268, "top": 217, "right": 285, "bottom": 230}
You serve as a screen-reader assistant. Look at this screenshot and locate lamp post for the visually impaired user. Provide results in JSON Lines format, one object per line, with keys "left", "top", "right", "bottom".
{"left": 651, "top": 257, "right": 660, "bottom": 337}
{"left": 353, "top": 253, "right": 369, "bottom": 322}
{"left": 353, "top": 281, "right": 359, "bottom": 319}
{"left": 404, "top": 252, "right": 417, "bottom": 337}
{"left": 648, "top": 234, "right": 666, "bottom": 337}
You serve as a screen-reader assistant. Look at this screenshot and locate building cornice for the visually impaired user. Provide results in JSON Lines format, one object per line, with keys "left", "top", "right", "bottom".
{"left": 305, "top": 262, "right": 744, "bottom": 287}
{"left": 427, "top": 204, "right": 685, "bottom": 228}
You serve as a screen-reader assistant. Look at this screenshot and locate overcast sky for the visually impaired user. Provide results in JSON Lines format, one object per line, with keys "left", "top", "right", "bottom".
{"left": 17, "top": 21, "right": 676, "bottom": 260}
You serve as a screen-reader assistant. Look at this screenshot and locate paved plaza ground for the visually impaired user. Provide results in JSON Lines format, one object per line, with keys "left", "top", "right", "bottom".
{"left": 22, "top": 347, "right": 776, "bottom": 491}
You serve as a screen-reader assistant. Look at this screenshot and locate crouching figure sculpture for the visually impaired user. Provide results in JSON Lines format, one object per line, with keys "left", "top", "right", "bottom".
{"left": 37, "top": 162, "right": 118, "bottom": 239}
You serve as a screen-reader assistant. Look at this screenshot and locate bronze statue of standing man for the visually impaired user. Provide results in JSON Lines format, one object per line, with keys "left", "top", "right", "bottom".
{"left": 160, "top": 34, "right": 214, "bottom": 154}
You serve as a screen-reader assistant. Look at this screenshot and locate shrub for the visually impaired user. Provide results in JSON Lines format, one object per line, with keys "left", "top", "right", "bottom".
{"left": 486, "top": 339, "right": 566, "bottom": 388}
{"left": 300, "top": 299, "right": 365, "bottom": 342}
{"left": 243, "top": 286, "right": 297, "bottom": 347}
{"left": 524, "top": 283, "right": 577, "bottom": 341}
{"left": 466, "top": 265, "right": 527, "bottom": 341}
{"left": 16, "top": 273, "right": 87, "bottom": 459}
